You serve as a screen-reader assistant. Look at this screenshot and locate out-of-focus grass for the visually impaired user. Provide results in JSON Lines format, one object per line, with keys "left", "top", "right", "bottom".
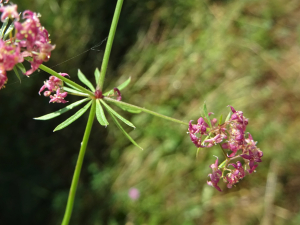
{"left": 89, "top": 0, "right": 300, "bottom": 224}
{"left": 2, "top": 0, "right": 300, "bottom": 224}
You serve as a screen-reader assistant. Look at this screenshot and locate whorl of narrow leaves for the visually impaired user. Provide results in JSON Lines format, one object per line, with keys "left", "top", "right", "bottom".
{"left": 53, "top": 100, "right": 92, "bottom": 132}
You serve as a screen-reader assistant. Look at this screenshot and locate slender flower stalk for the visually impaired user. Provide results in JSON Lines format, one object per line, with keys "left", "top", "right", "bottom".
{"left": 104, "top": 97, "right": 189, "bottom": 126}
{"left": 61, "top": 100, "right": 96, "bottom": 225}
{"left": 97, "top": 0, "right": 123, "bottom": 90}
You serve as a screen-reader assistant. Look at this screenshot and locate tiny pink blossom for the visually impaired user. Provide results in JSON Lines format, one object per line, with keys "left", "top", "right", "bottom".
{"left": 49, "top": 89, "right": 68, "bottom": 103}
{"left": 128, "top": 188, "right": 140, "bottom": 200}
{"left": 204, "top": 134, "right": 223, "bottom": 148}
{"left": 0, "top": 4, "right": 19, "bottom": 22}
{"left": 113, "top": 87, "right": 122, "bottom": 101}
{"left": 0, "top": 68, "right": 7, "bottom": 89}
{"left": 207, "top": 158, "right": 222, "bottom": 192}
{"left": 39, "top": 73, "right": 69, "bottom": 95}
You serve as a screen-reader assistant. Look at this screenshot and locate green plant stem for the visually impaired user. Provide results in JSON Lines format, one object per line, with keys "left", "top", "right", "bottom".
{"left": 219, "top": 144, "right": 229, "bottom": 160}
{"left": 39, "top": 64, "right": 94, "bottom": 96}
{"left": 104, "top": 97, "right": 189, "bottom": 126}
{"left": 61, "top": 100, "right": 96, "bottom": 225}
{"left": 97, "top": 0, "right": 123, "bottom": 90}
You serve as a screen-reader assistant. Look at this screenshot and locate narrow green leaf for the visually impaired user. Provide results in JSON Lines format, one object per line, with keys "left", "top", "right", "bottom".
{"left": 78, "top": 69, "right": 95, "bottom": 92}
{"left": 96, "top": 100, "right": 109, "bottom": 126}
{"left": 219, "top": 159, "right": 227, "bottom": 169}
{"left": 107, "top": 110, "right": 143, "bottom": 150}
{"left": 63, "top": 86, "right": 88, "bottom": 96}
{"left": 94, "top": 68, "right": 100, "bottom": 85}
{"left": 13, "top": 67, "right": 21, "bottom": 83}
{"left": 3, "top": 22, "right": 15, "bottom": 40}
{"left": 16, "top": 63, "right": 26, "bottom": 74}
{"left": 225, "top": 112, "right": 232, "bottom": 122}
{"left": 34, "top": 98, "right": 89, "bottom": 120}
{"left": 24, "top": 56, "right": 33, "bottom": 62}
{"left": 218, "top": 114, "right": 223, "bottom": 125}
{"left": 103, "top": 77, "right": 131, "bottom": 96}
{"left": 196, "top": 147, "right": 203, "bottom": 159}
{"left": 0, "top": 17, "right": 9, "bottom": 39}
{"left": 109, "top": 100, "right": 141, "bottom": 114}
{"left": 203, "top": 102, "right": 212, "bottom": 128}
{"left": 65, "top": 82, "right": 82, "bottom": 91}
{"left": 100, "top": 99, "right": 135, "bottom": 128}
{"left": 53, "top": 100, "right": 92, "bottom": 131}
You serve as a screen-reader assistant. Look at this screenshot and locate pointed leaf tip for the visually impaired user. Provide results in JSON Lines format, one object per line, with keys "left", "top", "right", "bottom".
{"left": 108, "top": 110, "right": 143, "bottom": 150}
{"left": 34, "top": 98, "right": 89, "bottom": 120}
{"left": 96, "top": 100, "right": 109, "bottom": 126}
{"left": 100, "top": 99, "right": 136, "bottom": 128}
{"left": 53, "top": 100, "right": 92, "bottom": 131}
{"left": 203, "top": 102, "right": 212, "bottom": 128}
{"left": 78, "top": 69, "right": 95, "bottom": 92}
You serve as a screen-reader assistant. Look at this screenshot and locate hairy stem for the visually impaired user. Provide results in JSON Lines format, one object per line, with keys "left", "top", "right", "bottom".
{"left": 97, "top": 0, "right": 124, "bottom": 90}
{"left": 104, "top": 97, "right": 189, "bottom": 126}
{"left": 61, "top": 100, "right": 96, "bottom": 225}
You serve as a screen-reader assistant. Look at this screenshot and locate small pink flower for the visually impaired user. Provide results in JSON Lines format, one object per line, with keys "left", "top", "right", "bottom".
{"left": 204, "top": 134, "right": 223, "bottom": 148}
{"left": 49, "top": 89, "right": 68, "bottom": 103}
{"left": 113, "top": 87, "right": 122, "bottom": 101}
{"left": 128, "top": 188, "right": 140, "bottom": 200}
{"left": 207, "top": 158, "right": 222, "bottom": 192}
{"left": 0, "top": 40, "right": 23, "bottom": 71}
{"left": 0, "top": 4, "right": 19, "bottom": 22}
{"left": 241, "top": 147, "right": 263, "bottom": 174}
{"left": 0, "top": 68, "right": 7, "bottom": 89}
{"left": 39, "top": 73, "right": 69, "bottom": 95}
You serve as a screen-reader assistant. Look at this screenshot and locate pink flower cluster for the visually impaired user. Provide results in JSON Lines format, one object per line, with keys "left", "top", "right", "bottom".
{"left": 39, "top": 73, "right": 69, "bottom": 103}
{"left": 188, "top": 106, "right": 263, "bottom": 191}
{"left": 0, "top": 2, "right": 55, "bottom": 89}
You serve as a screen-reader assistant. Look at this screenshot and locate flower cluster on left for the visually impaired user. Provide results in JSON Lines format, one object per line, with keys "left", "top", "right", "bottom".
{"left": 0, "top": 0, "right": 55, "bottom": 89}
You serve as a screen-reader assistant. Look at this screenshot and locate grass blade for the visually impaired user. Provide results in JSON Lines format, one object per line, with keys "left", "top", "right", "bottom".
{"left": 34, "top": 98, "right": 89, "bottom": 120}
{"left": 96, "top": 99, "right": 109, "bottom": 126}
{"left": 78, "top": 69, "right": 95, "bottom": 92}
{"left": 100, "top": 99, "right": 135, "bottom": 128}
{"left": 53, "top": 100, "right": 92, "bottom": 131}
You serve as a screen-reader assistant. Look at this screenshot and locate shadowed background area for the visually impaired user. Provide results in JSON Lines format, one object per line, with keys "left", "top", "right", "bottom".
{"left": 1, "top": 0, "right": 300, "bottom": 224}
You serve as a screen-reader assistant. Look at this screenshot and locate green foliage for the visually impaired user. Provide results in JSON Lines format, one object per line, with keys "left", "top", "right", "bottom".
{"left": 95, "top": 99, "right": 109, "bottom": 126}
{"left": 53, "top": 100, "right": 92, "bottom": 131}
{"left": 100, "top": 99, "right": 136, "bottom": 129}
{"left": 2, "top": 0, "right": 300, "bottom": 224}
{"left": 34, "top": 98, "right": 89, "bottom": 120}
{"left": 78, "top": 69, "right": 95, "bottom": 92}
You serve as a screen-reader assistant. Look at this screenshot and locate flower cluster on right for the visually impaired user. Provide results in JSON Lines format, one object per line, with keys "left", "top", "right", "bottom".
{"left": 188, "top": 106, "right": 263, "bottom": 191}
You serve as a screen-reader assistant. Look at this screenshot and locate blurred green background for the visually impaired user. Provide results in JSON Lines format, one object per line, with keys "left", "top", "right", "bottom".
{"left": 1, "top": 0, "right": 300, "bottom": 224}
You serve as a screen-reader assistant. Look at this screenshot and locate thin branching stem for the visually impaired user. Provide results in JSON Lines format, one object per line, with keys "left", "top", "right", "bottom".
{"left": 97, "top": 0, "right": 124, "bottom": 90}
{"left": 61, "top": 100, "right": 96, "bottom": 225}
{"left": 104, "top": 97, "right": 189, "bottom": 126}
